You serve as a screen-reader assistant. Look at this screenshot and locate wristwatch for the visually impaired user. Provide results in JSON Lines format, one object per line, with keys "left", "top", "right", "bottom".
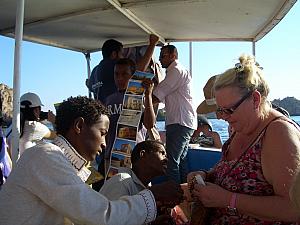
{"left": 227, "top": 193, "right": 238, "bottom": 215}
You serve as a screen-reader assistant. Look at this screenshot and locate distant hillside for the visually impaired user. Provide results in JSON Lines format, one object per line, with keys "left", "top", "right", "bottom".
{"left": 156, "top": 97, "right": 300, "bottom": 119}
{"left": 272, "top": 97, "right": 300, "bottom": 116}
{"left": 0, "top": 83, "right": 13, "bottom": 126}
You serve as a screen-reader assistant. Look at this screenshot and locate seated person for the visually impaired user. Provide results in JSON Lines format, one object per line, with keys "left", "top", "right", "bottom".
{"left": 100, "top": 140, "right": 167, "bottom": 197}
{"left": 100, "top": 140, "right": 183, "bottom": 224}
{"left": 100, "top": 140, "right": 168, "bottom": 199}
{"left": 190, "top": 115, "right": 222, "bottom": 148}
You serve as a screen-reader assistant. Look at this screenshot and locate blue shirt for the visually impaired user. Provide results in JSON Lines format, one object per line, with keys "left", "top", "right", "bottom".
{"left": 90, "top": 58, "right": 117, "bottom": 103}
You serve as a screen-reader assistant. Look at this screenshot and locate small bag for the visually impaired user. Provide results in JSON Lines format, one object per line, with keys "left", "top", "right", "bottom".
{"left": 170, "top": 201, "right": 210, "bottom": 225}
{"left": 190, "top": 202, "right": 211, "bottom": 225}
{"left": 187, "top": 176, "right": 211, "bottom": 225}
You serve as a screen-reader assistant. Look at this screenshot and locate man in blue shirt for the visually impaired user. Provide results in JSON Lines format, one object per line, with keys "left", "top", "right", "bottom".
{"left": 86, "top": 39, "right": 123, "bottom": 103}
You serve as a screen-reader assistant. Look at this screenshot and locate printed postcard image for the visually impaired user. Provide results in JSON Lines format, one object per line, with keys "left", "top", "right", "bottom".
{"left": 116, "top": 124, "right": 138, "bottom": 141}
{"left": 123, "top": 95, "right": 143, "bottom": 111}
{"left": 107, "top": 166, "right": 119, "bottom": 179}
{"left": 126, "top": 80, "right": 144, "bottom": 96}
{"left": 132, "top": 70, "right": 155, "bottom": 80}
{"left": 111, "top": 153, "right": 132, "bottom": 168}
{"left": 112, "top": 138, "right": 136, "bottom": 156}
{"left": 118, "top": 110, "right": 142, "bottom": 127}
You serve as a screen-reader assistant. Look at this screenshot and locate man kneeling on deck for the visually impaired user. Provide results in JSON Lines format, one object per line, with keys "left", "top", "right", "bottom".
{"left": 0, "top": 96, "right": 183, "bottom": 225}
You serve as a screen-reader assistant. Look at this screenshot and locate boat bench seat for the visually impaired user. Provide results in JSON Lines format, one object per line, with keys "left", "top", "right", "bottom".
{"left": 187, "top": 146, "right": 222, "bottom": 172}
{"left": 151, "top": 146, "right": 221, "bottom": 184}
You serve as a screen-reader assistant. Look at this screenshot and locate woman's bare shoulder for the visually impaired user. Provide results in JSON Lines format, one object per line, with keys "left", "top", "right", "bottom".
{"left": 266, "top": 117, "right": 300, "bottom": 140}
{"left": 262, "top": 117, "right": 300, "bottom": 191}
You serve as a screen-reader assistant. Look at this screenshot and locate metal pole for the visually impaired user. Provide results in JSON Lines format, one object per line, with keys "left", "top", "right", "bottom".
{"left": 252, "top": 41, "right": 256, "bottom": 56}
{"left": 11, "top": 0, "right": 25, "bottom": 164}
{"left": 189, "top": 42, "right": 192, "bottom": 77}
{"left": 84, "top": 53, "right": 92, "bottom": 98}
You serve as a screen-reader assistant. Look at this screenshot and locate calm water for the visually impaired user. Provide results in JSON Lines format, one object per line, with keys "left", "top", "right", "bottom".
{"left": 156, "top": 116, "right": 300, "bottom": 144}
{"left": 156, "top": 119, "right": 229, "bottom": 143}
{"left": 45, "top": 116, "right": 300, "bottom": 144}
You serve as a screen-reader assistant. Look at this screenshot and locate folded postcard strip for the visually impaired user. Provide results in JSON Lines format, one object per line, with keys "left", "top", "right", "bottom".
{"left": 106, "top": 71, "right": 155, "bottom": 179}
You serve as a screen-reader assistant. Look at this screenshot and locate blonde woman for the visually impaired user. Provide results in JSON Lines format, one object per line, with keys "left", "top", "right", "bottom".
{"left": 188, "top": 55, "right": 300, "bottom": 224}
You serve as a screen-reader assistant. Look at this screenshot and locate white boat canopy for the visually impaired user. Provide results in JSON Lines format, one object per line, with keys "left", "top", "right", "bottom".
{"left": 0, "top": 0, "right": 297, "bottom": 53}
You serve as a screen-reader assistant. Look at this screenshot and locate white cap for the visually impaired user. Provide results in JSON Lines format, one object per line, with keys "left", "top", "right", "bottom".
{"left": 20, "top": 92, "right": 44, "bottom": 108}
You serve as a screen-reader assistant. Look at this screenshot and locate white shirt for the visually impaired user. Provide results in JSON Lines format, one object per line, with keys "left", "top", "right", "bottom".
{"left": 153, "top": 60, "right": 197, "bottom": 129}
{"left": 19, "top": 120, "right": 50, "bottom": 155}
{"left": 100, "top": 167, "right": 146, "bottom": 200}
{"left": 0, "top": 136, "right": 156, "bottom": 225}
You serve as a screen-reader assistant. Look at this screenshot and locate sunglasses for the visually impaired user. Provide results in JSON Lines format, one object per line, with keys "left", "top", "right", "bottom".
{"left": 216, "top": 91, "right": 252, "bottom": 116}
{"left": 159, "top": 53, "right": 169, "bottom": 59}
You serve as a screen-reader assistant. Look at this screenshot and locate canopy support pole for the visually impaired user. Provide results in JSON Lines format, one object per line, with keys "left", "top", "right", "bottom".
{"left": 106, "top": 0, "right": 165, "bottom": 43}
{"left": 11, "top": 0, "right": 25, "bottom": 164}
{"left": 189, "top": 42, "right": 192, "bottom": 77}
{"left": 252, "top": 41, "right": 256, "bottom": 56}
{"left": 84, "top": 53, "right": 92, "bottom": 98}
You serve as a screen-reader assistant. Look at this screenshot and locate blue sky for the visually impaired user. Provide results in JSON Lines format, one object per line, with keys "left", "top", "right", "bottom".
{"left": 1, "top": 2, "right": 299, "bottom": 112}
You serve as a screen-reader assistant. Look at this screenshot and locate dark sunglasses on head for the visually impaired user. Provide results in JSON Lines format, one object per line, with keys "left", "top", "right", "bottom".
{"left": 216, "top": 91, "right": 253, "bottom": 116}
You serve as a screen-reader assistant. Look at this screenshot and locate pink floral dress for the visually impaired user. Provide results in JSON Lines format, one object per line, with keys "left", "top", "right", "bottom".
{"left": 208, "top": 117, "right": 299, "bottom": 225}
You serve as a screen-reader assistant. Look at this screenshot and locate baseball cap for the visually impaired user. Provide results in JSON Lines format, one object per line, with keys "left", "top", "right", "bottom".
{"left": 20, "top": 92, "right": 44, "bottom": 108}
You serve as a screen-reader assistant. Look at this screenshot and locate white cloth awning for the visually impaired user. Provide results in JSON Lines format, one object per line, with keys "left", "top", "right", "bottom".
{"left": 0, "top": 0, "right": 297, "bottom": 53}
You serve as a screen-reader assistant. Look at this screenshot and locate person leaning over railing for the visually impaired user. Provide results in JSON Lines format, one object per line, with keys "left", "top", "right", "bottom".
{"left": 188, "top": 54, "right": 300, "bottom": 224}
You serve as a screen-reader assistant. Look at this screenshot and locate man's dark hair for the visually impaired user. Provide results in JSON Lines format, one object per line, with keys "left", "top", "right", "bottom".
{"left": 55, "top": 96, "right": 109, "bottom": 135}
{"left": 161, "top": 45, "right": 177, "bottom": 54}
{"left": 115, "top": 58, "right": 136, "bottom": 74}
{"left": 102, "top": 39, "right": 123, "bottom": 59}
{"left": 131, "top": 140, "right": 165, "bottom": 164}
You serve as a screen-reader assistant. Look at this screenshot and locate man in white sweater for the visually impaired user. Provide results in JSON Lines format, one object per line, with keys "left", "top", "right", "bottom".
{"left": 0, "top": 96, "right": 183, "bottom": 225}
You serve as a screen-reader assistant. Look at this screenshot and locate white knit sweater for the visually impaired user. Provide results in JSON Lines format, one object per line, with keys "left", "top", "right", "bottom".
{"left": 0, "top": 136, "right": 156, "bottom": 225}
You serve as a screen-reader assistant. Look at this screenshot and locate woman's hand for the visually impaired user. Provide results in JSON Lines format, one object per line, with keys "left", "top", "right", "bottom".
{"left": 192, "top": 182, "right": 231, "bottom": 208}
{"left": 187, "top": 171, "right": 206, "bottom": 185}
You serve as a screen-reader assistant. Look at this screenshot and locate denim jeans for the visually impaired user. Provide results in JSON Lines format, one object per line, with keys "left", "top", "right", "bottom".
{"left": 166, "top": 124, "right": 194, "bottom": 183}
